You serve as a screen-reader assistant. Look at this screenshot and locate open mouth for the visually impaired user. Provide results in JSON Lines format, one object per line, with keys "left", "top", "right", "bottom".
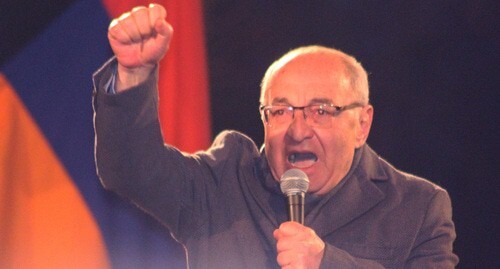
{"left": 288, "top": 152, "right": 318, "bottom": 168}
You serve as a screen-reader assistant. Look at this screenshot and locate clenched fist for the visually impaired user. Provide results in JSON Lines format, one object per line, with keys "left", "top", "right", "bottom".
{"left": 107, "top": 4, "right": 173, "bottom": 92}
{"left": 274, "top": 221, "right": 325, "bottom": 269}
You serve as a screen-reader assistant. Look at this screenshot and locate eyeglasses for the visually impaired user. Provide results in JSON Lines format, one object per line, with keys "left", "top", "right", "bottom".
{"left": 259, "top": 102, "right": 365, "bottom": 128}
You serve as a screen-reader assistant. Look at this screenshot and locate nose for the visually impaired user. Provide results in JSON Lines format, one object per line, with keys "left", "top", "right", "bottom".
{"left": 286, "top": 110, "right": 314, "bottom": 142}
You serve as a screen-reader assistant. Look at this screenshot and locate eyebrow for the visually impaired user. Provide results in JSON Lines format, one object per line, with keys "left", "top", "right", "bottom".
{"left": 270, "top": 97, "right": 334, "bottom": 105}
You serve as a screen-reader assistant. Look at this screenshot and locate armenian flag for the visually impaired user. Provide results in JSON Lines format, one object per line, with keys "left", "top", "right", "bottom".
{"left": 0, "top": 1, "right": 210, "bottom": 268}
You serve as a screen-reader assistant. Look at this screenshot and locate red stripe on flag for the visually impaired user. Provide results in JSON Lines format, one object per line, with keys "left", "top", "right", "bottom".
{"left": 102, "top": 0, "right": 211, "bottom": 153}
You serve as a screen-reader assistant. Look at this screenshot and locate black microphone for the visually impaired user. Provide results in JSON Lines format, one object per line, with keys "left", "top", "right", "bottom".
{"left": 280, "top": 169, "right": 309, "bottom": 224}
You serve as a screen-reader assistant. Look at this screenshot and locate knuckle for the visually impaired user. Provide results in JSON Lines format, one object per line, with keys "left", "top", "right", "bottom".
{"left": 276, "top": 253, "right": 287, "bottom": 265}
{"left": 131, "top": 6, "right": 147, "bottom": 12}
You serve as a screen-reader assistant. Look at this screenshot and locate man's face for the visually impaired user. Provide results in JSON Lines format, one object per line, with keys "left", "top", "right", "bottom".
{"left": 261, "top": 55, "right": 372, "bottom": 195}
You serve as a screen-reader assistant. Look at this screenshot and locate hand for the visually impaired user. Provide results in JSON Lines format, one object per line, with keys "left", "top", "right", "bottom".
{"left": 107, "top": 4, "right": 173, "bottom": 91}
{"left": 274, "top": 221, "right": 325, "bottom": 269}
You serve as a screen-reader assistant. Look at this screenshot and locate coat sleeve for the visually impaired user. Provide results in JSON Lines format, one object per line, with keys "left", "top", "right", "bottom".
{"left": 320, "top": 243, "right": 386, "bottom": 268}
{"left": 92, "top": 58, "right": 212, "bottom": 238}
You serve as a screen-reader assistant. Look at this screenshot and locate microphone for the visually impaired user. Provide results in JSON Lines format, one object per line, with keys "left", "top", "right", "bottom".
{"left": 280, "top": 169, "right": 309, "bottom": 224}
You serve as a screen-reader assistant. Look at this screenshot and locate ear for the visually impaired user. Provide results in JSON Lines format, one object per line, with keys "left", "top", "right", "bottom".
{"left": 355, "top": 104, "right": 374, "bottom": 148}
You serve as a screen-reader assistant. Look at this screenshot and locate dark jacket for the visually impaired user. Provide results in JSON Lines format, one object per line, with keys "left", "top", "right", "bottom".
{"left": 93, "top": 59, "right": 458, "bottom": 268}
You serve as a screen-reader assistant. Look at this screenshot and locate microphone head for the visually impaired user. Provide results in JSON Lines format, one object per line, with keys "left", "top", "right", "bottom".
{"left": 280, "top": 169, "right": 309, "bottom": 196}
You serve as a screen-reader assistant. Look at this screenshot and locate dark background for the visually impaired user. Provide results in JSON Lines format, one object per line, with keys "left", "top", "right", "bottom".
{"left": 1, "top": 0, "right": 498, "bottom": 268}
{"left": 204, "top": 1, "right": 499, "bottom": 268}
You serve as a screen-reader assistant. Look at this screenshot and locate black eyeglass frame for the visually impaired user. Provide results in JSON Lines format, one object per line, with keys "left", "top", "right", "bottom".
{"left": 259, "top": 102, "right": 366, "bottom": 125}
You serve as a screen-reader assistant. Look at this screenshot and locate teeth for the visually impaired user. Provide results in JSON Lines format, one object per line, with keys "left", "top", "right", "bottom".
{"left": 288, "top": 153, "right": 318, "bottom": 168}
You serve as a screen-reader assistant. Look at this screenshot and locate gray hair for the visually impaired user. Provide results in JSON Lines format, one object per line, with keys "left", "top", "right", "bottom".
{"left": 260, "top": 45, "right": 369, "bottom": 104}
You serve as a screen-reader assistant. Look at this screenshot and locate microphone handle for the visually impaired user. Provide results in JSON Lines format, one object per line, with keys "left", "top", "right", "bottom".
{"left": 287, "top": 193, "right": 305, "bottom": 224}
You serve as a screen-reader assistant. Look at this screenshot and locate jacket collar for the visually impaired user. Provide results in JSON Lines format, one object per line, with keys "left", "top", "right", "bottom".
{"left": 251, "top": 144, "right": 388, "bottom": 235}
{"left": 307, "top": 144, "right": 388, "bottom": 236}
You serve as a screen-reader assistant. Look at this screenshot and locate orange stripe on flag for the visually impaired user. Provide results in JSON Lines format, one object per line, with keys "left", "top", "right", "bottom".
{"left": 0, "top": 74, "right": 110, "bottom": 269}
{"left": 102, "top": 0, "right": 212, "bottom": 153}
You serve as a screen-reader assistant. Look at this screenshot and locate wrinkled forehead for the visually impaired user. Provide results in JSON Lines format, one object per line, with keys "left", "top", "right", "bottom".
{"left": 260, "top": 54, "right": 350, "bottom": 104}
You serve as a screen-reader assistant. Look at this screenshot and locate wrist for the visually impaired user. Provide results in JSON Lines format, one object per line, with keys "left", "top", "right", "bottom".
{"left": 115, "top": 63, "right": 155, "bottom": 92}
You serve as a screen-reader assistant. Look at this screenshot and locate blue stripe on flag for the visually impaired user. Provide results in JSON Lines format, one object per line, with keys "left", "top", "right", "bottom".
{"left": 1, "top": 0, "right": 185, "bottom": 268}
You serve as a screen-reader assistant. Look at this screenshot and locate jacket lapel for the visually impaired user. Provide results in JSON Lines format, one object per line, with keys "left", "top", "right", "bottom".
{"left": 307, "top": 145, "right": 388, "bottom": 237}
{"left": 247, "top": 150, "right": 286, "bottom": 227}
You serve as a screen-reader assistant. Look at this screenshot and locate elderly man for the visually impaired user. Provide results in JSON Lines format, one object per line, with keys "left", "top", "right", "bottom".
{"left": 93, "top": 4, "right": 458, "bottom": 268}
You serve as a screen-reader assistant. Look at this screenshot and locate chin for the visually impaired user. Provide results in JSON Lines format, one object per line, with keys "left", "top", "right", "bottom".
{"left": 306, "top": 184, "right": 321, "bottom": 194}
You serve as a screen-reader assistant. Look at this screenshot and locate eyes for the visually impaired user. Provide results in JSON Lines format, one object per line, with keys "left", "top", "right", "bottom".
{"left": 261, "top": 104, "right": 337, "bottom": 127}
{"left": 271, "top": 108, "right": 287, "bottom": 116}
{"left": 315, "top": 108, "right": 328, "bottom": 116}
{"left": 268, "top": 105, "right": 334, "bottom": 117}
{"left": 260, "top": 102, "right": 365, "bottom": 128}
